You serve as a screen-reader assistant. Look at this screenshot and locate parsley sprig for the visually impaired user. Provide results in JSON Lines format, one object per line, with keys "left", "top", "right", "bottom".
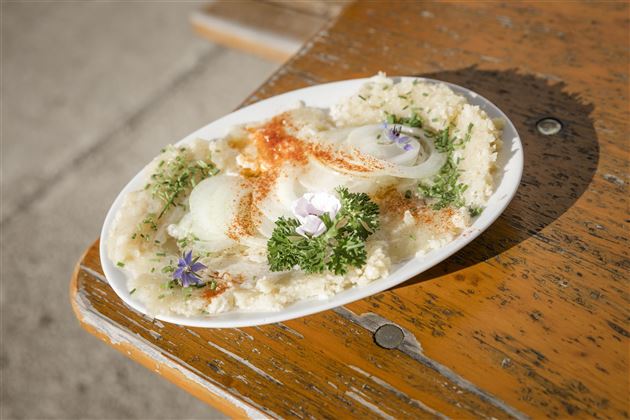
{"left": 267, "top": 187, "right": 380, "bottom": 275}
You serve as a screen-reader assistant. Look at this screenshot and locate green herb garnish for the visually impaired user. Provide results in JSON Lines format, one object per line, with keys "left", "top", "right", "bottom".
{"left": 267, "top": 187, "right": 380, "bottom": 275}
{"left": 386, "top": 111, "right": 423, "bottom": 128}
{"left": 148, "top": 146, "right": 218, "bottom": 219}
{"left": 161, "top": 264, "right": 175, "bottom": 274}
{"left": 418, "top": 123, "right": 475, "bottom": 210}
{"left": 419, "top": 155, "right": 468, "bottom": 209}
{"left": 468, "top": 206, "right": 483, "bottom": 217}
{"left": 129, "top": 288, "right": 136, "bottom": 295}
{"left": 116, "top": 261, "right": 125, "bottom": 268}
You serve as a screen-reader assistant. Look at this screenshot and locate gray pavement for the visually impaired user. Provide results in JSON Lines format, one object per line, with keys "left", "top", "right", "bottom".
{"left": 1, "top": 2, "right": 278, "bottom": 418}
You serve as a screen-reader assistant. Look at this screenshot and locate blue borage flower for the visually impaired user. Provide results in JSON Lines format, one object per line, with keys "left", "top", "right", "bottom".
{"left": 381, "top": 122, "right": 413, "bottom": 151}
{"left": 173, "top": 250, "right": 206, "bottom": 287}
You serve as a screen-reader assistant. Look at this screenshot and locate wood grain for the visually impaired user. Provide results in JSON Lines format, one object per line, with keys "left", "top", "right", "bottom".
{"left": 71, "top": 2, "right": 629, "bottom": 418}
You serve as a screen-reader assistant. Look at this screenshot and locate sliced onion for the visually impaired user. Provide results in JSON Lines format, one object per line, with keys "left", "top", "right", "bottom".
{"left": 300, "top": 157, "right": 378, "bottom": 194}
{"left": 384, "top": 136, "right": 446, "bottom": 179}
{"left": 346, "top": 124, "right": 421, "bottom": 166}
{"left": 186, "top": 174, "right": 242, "bottom": 242}
{"left": 337, "top": 124, "right": 446, "bottom": 180}
{"left": 317, "top": 127, "right": 357, "bottom": 144}
{"left": 257, "top": 215, "right": 276, "bottom": 238}
{"left": 256, "top": 169, "right": 305, "bottom": 238}
{"left": 258, "top": 169, "right": 302, "bottom": 222}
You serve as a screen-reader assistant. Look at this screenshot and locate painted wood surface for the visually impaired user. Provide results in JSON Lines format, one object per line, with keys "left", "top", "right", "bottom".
{"left": 71, "top": 2, "right": 629, "bottom": 418}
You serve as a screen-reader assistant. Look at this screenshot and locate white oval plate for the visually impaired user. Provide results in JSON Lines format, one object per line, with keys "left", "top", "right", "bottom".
{"left": 101, "top": 77, "right": 523, "bottom": 328}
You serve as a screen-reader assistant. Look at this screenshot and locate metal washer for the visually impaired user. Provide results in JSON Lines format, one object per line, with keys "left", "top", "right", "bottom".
{"left": 374, "top": 324, "right": 405, "bottom": 349}
{"left": 536, "top": 117, "right": 563, "bottom": 135}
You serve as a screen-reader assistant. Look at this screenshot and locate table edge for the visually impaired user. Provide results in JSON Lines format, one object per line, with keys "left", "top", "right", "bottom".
{"left": 69, "top": 240, "right": 265, "bottom": 419}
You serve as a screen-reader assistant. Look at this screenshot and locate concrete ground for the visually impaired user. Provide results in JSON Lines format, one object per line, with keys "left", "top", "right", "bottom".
{"left": 1, "top": 2, "right": 278, "bottom": 419}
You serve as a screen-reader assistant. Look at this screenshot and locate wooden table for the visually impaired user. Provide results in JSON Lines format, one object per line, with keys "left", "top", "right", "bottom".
{"left": 71, "top": 2, "right": 629, "bottom": 418}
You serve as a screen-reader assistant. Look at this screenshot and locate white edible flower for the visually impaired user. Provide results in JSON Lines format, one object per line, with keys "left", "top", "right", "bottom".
{"left": 292, "top": 192, "right": 341, "bottom": 238}
{"left": 296, "top": 215, "right": 327, "bottom": 238}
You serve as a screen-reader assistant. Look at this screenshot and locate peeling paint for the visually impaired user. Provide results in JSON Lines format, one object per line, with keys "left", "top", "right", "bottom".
{"left": 346, "top": 390, "right": 396, "bottom": 420}
{"left": 348, "top": 365, "right": 449, "bottom": 419}
{"left": 74, "top": 289, "right": 271, "bottom": 419}
{"left": 276, "top": 322, "right": 305, "bottom": 339}
{"left": 334, "top": 307, "right": 529, "bottom": 420}
{"left": 206, "top": 341, "right": 284, "bottom": 386}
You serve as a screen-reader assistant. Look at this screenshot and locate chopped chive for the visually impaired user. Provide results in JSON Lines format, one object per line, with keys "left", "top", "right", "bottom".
{"left": 116, "top": 261, "right": 125, "bottom": 268}
{"left": 463, "top": 122, "right": 474, "bottom": 143}
{"left": 469, "top": 206, "right": 483, "bottom": 217}
{"left": 147, "top": 146, "right": 219, "bottom": 219}
{"left": 129, "top": 288, "right": 136, "bottom": 295}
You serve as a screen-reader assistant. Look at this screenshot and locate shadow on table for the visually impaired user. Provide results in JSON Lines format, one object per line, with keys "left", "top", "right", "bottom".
{"left": 396, "top": 66, "right": 598, "bottom": 289}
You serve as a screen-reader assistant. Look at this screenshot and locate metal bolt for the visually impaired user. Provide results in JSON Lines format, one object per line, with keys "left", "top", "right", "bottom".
{"left": 374, "top": 324, "right": 404, "bottom": 349}
{"left": 536, "top": 117, "right": 563, "bottom": 135}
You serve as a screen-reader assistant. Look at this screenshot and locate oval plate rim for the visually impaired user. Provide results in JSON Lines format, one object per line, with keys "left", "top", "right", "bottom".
{"left": 100, "top": 76, "right": 524, "bottom": 328}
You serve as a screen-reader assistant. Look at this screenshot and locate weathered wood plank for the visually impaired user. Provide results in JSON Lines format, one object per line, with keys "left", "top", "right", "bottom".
{"left": 71, "top": 2, "right": 629, "bottom": 418}
{"left": 191, "top": 0, "right": 333, "bottom": 62}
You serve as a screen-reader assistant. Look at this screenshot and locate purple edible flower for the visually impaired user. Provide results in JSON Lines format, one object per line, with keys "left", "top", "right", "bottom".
{"left": 173, "top": 250, "right": 206, "bottom": 287}
{"left": 382, "top": 122, "right": 413, "bottom": 151}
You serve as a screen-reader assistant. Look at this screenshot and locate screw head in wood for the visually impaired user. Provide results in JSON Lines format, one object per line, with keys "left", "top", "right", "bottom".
{"left": 374, "top": 324, "right": 404, "bottom": 349}
{"left": 536, "top": 117, "right": 563, "bottom": 135}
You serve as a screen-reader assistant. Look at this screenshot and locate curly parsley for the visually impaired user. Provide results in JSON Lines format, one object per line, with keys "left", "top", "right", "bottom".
{"left": 267, "top": 187, "right": 380, "bottom": 275}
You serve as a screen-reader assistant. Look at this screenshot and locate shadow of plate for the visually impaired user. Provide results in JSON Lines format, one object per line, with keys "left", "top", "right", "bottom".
{"left": 396, "top": 67, "right": 598, "bottom": 289}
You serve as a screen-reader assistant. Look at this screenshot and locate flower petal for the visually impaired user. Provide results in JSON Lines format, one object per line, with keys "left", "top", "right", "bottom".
{"left": 296, "top": 214, "right": 326, "bottom": 238}
{"left": 292, "top": 193, "right": 321, "bottom": 221}
{"left": 184, "top": 250, "right": 193, "bottom": 265}
{"left": 310, "top": 192, "right": 341, "bottom": 220}
{"left": 173, "top": 267, "right": 185, "bottom": 280}
{"left": 181, "top": 272, "right": 200, "bottom": 287}
{"left": 190, "top": 262, "right": 207, "bottom": 272}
